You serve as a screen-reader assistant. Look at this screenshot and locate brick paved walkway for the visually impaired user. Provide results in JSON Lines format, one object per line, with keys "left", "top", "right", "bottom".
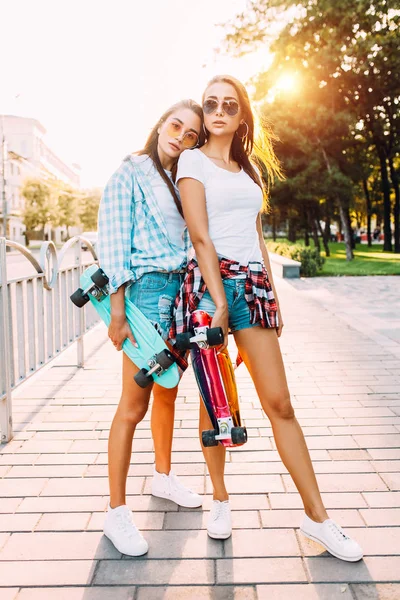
{"left": 1, "top": 276, "right": 399, "bottom": 599}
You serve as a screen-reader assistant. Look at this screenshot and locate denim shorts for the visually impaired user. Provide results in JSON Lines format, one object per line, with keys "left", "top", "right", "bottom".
{"left": 128, "top": 272, "right": 184, "bottom": 341}
{"left": 197, "top": 278, "right": 261, "bottom": 333}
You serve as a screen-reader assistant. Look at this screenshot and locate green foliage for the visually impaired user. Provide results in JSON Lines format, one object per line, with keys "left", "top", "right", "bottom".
{"left": 54, "top": 182, "right": 80, "bottom": 231}
{"left": 21, "top": 178, "right": 58, "bottom": 232}
{"left": 79, "top": 189, "right": 101, "bottom": 231}
{"left": 267, "top": 241, "right": 325, "bottom": 276}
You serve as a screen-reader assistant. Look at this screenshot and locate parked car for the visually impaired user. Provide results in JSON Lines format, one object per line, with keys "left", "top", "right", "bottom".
{"left": 81, "top": 231, "right": 98, "bottom": 251}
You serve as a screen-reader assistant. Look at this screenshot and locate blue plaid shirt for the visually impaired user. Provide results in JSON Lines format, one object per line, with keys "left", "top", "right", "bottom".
{"left": 98, "top": 154, "right": 190, "bottom": 294}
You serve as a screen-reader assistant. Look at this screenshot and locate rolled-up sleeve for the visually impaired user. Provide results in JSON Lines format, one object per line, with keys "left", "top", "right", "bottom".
{"left": 97, "top": 162, "right": 135, "bottom": 294}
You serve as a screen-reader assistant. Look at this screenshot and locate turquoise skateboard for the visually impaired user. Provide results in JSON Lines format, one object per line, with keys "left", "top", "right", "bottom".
{"left": 70, "top": 264, "right": 180, "bottom": 389}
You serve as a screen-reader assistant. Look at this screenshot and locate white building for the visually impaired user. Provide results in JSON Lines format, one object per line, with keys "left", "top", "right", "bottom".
{"left": 0, "top": 115, "right": 81, "bottom": 245}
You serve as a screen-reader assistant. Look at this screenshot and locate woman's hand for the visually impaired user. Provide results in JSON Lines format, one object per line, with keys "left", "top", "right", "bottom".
{"left": 276, "top": 305, "right": 284, "bottom": 338}
{"left": 211, "top": 305, "right": 229, "bottom": 351}
{"left": 108, "top": 315, "right": 137, "bottom": 351}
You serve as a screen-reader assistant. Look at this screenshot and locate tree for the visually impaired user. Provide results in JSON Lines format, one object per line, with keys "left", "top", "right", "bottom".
{"left": 224, "top": 0, "right": 400, "bottom": 252}
{"left": 54, "top": 182, "right": 80, "bottom": 238}
{"left": 21, "top": 178, "right": 58, "bottom": 241}
{"left": 79, "top": 189, "right": 101, "bottom": 231}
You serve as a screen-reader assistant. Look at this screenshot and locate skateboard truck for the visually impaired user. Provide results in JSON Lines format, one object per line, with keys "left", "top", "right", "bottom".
{"left": 70, "top": 268, "right": 109, "bottom": 307}
{"left": 134, "top": 349, "right": 176, "bottom": 388}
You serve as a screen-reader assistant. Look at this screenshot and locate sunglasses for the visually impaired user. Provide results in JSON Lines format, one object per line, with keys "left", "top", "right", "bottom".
{"left": 166, "top": 121, "right": 199, "bottom": 149}
{"left": 203, "top": 98, "right": 240, "bottom": 117}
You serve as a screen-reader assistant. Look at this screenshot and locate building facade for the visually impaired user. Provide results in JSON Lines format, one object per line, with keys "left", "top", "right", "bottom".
{"left": 0, "top": 115, "right": 81, "bottom": 245}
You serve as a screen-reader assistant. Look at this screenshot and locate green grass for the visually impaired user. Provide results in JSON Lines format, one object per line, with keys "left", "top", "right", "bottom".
{"left": 266, "top": 238, "right": 400, "bottom": 276}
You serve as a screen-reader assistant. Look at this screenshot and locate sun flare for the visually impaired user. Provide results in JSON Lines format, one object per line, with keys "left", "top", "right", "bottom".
{"left": 275, "top": 73, "right": 299, "bottom": 93}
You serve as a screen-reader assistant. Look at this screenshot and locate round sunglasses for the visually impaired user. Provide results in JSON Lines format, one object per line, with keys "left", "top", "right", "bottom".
{"left": 166, "top": 121, "right": 199, "bottom": 149}
{"left": 203, "top": 98, "right": 240, "bottom": 117}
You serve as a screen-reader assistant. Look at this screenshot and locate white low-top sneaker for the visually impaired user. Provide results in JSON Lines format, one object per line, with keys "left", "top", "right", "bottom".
{"left": 207, "top": 500, "right": 232, "bottom": 540}
{"left": 151, "top": 468, "right": 203, "bottom": 508}
{"left": 103, "top": 504, "right": 148, "bottom": 557}
{"left": 300, "top": 514, "right": 363, "bottom": 562}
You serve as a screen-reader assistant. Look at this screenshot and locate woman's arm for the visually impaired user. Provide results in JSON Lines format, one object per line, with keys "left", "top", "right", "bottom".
{"left": 97, "top": 163, "right": 137, "bottom": 349}
{"left": 178, "top": 177, "right": 229, "bottom": 348}
{"left": 256, "top": 214, "right": 284, "bottom": 337}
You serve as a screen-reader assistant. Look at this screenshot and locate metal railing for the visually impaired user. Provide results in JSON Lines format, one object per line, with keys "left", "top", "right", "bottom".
{"left": 0, "top": 236, "right": 101, "bottom": 442}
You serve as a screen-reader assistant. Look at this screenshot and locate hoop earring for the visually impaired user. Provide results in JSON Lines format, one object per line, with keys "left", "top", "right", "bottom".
{"left": 236, "top": 122, "right": 249, "bottom": 142}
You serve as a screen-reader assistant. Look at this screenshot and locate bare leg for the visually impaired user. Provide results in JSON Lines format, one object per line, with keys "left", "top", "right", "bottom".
{"left": 199, "top": 400, "right": 229, "bottom": 501}
{"left": 108, "top": 353, "right": 152, "bottom": 508}
{"left": 234, "top": 326, "right": 327, "bottom": 522}
{"left": 151, "top": 384, "right": 178, "bottom": 474}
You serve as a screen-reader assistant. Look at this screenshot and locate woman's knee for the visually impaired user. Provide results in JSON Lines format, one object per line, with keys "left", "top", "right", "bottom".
{"left": 116, "top": 399, "right": 149, "bottom": 427}
{"left": 153, "top": 386, "right": 178, "bottom": 406}
{"left": 264, "top": 390, "right": 295, "bottom": 421}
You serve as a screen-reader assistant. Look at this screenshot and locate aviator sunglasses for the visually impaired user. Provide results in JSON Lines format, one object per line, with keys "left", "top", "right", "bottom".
{"left": 203, "top": 98, "right": 240, "bottom": 117}
{"left": 166, "top": 121, "right": 199, "bottom": 149}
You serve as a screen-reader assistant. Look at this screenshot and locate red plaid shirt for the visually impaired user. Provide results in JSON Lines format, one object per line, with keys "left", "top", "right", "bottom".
{"left": 170, "top": 257, "right": 278, "bottom": 341}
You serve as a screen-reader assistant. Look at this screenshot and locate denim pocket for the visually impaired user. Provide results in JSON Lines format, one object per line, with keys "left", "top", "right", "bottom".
{"left": 138, "top": 273, "right": 169, "bottom": 292}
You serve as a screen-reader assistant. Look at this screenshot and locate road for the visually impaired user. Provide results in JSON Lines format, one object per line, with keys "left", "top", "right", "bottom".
{"left": 4, "top": 247, "right": 96, "bottom": 281}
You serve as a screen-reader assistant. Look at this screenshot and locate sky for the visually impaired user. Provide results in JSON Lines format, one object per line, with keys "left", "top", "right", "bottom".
{"left": 0, "top": 0, "right": 273, "bottom": 188}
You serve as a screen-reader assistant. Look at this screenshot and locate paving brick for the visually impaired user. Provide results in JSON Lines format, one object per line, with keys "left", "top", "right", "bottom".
{"left": 136, "top": 587, "right": 256, "bottom": 600}
{"left": 354, "top": 434, "right": 400, "bottom": 449}
{"left": 362, "top": 492, "right": 400, "bottom": 507}
{"left": 0, "top": 513, "right": 40, "bottom": 532}
{"left": 299, "top": 527, "right": 400, "bottom": 557}
{"left": 328, "top": 450, "right": 372, "bottom": 460}
{"left": 165, "top": 510, "right": 260, "bottom": 530}
{"left": 0, "top": 498, "right": 23, "bottom": 513}
{"left": 380, "top": 472, "right": 400, "bottom": 491}
{"left": 257, "top": 583, "right": 354, "bottom": 600}
{"left": 351, "top": 584, "right": 400, "bottom": 599}
{"left": 360, "top": 509, "right": 400, "bottom": 526}
{"left": 0, "top": 478, "right": 47, "bottom": 497}
{"left": 216, "top": 557, "right": 307, "bottom": 583}
{"left": 6, "top": 465, "right": 87, "bottom": 478}
{"left": 16, "top": 588, "right": 135, "bottom": 600}
{"left": 224, "top": 528, "right": 300, "bottom": 557}
{"left": 36, "top": 512, "right": 91, "bottom": 531}
{"left": 34, "top": 453, "right": 98, "bottom": 465}
{"left": 269, "top": 492, "right": 368, "bottom": 509}
{"left": 283, "top": 473, "right": 387, "bottom": 493}
{"left": 39, "top": 476, "right": 143, "bottom": 496}
{"left": 94, "top": 558, "right": 215, "bottom": 585}
{"left": 305, "top": 556, "right": 400, "bottom": 582}
{"left": 206, "top": 474, "right": 284, "bottom": 494}
{"left": 0, "top": 560, "right": 97, "bottom": 586}
{"left": 16, "top": 495, "right": 107, "bottom": 513}
{"left": 0, "top": 531, "right": 120, "bottom": 560}
{"left": 0, "top": 589, "right": 18, "bottom": 600}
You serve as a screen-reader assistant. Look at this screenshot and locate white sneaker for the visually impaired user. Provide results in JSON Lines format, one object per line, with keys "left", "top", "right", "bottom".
{"left": 151, "top": 468, "right": 203, "bottom": 508}
{"left": 103, "top": 504, "right": 148, "bottom": 557}
{"left": 300, "top": 514, "right": 363, "bottom": 562}
{"left": 207, "top": 500, "right": 232, "bottom": 540}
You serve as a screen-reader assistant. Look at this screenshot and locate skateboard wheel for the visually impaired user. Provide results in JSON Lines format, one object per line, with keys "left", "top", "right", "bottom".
{"left": 231, "top": 426, "right": 247, "bottom": 445}
{"left": 134, "top": 368, "right": 153, "bottom": 388}
{"left": 70, "top": 288, "right": 90, "bottom": 308}
{"left": 155, "top": 349, "right": 175, "bottom": 370}
{"left": 175, "top": 332, "right": 192, "bottom": 351}
{"left": 90, "top": 268, "right": 109, "bottom": 288}
{"left": 202, "top": 429, "right": 219, "bottom": 447}
{"left": 206, "top": 327, "right": 224, "bottom": 347}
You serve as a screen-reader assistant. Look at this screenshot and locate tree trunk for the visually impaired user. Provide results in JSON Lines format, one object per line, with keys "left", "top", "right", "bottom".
{"left": 288, "top": 218, "right": 297, "bottom": 243}
{"left": 376, "top": 148, "right": 392, "bottom": 251}
{"left": 388, "top": 157, "right": 400, "bottom": 253}
{"left": 311, "top": 219, "right": 320, "bottom": 251}
{"left": 304, "top": 229, "right": 310, "bottom": 246}
{"left": 317, "top": 219, "right": 330, "bottom": 256}
{"left": 272, "top": 210, "right": 277, "bottom": 241}
{"left": 323, "top": 210, "right": 331, "bottom": 253}
{"left": 338, "top": 201, "right": 354, "bottom": 261}
{"left": 347, "top": 210, "right": 356, "bottom": 249}
{"left": 362, "top": 178, "right": 372, "bottom": 247}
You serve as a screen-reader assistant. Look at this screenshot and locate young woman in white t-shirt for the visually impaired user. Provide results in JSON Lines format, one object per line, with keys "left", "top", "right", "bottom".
{"left": 97, "top": 100, "right": 206, "bottom": 557}
{"left": 174, "top": 76, "right": 362, "bottom": 562}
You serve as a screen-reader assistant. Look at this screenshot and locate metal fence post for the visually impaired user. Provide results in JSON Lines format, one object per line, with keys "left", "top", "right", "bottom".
{"left": 75, "top": 242, "right": 85, "bottom": 367}
{"left": 0, "top": 237, "right": 12, "bottom": 442}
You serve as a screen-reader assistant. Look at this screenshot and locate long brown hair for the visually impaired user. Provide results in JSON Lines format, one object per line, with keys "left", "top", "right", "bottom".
{"left": 137, "top": 100, "right": 204, "bottom": 217}
{"left": 203, "top": 75, "right": 283, "bottom": 210}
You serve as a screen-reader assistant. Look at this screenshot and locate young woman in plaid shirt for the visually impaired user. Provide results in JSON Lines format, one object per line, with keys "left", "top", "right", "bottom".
{"left": 175, "top": 76, "right": 363, "bottom": 562}
{"left": 97, "top": 100, "right": 205, "bottom": 557}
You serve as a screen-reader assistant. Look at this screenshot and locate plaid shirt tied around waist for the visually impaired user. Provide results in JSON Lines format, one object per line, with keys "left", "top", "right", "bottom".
{"left": 170, "top": 257, "right": 279, "bottom": 340}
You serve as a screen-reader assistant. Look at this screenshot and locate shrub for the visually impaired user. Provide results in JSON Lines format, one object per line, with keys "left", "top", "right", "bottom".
{"left": 267, "top": 242, "right": 325, "bottom": 277}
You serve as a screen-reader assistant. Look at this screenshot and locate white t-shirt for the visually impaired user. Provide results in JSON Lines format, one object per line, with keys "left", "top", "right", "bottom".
{"left": 147, "top": 160, "right": 185, "bottom": 250}
{"left": 176, "top": 149, "right": 263, "bottom": 265}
